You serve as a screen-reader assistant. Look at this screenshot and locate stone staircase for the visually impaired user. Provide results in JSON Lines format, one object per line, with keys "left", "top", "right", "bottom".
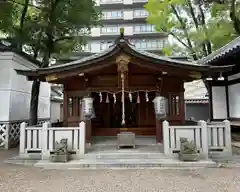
{"left": 84, "top": 151, "right": 169, "bottom": 160}
{"left": 35, "top": 150, "right": 218, "bottom": 169}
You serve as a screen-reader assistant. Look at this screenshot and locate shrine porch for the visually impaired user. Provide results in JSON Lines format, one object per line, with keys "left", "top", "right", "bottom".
{"left": 88, "top": 136, "right": 164, "bottom": 154}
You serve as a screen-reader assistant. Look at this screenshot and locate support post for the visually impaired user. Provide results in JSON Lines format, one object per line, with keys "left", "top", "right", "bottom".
{"left": 19, "top": 122, "right": 26, "bottom": 156}
{"left": 163, "top": 120, "right": 171, "bottom": 155}
{"left": 223, "top": 120, "right": 232, "bottom": 154}
{"left": 156, "top": 120, "right": 163, "bottom": 143}
{"left": 4, "top": 123, "right": 9, "bottom": 150}
{"left": 198, "top": 120, "right": 208, "bottom": 159}
{"left": 79, "top": 121, "right": 86, "bottom": 156}
{"left": 86, "top": 120, "right": 92, "bottom": 146}
{"left": 41, "top": 122, "right": 49, "bottom": 160}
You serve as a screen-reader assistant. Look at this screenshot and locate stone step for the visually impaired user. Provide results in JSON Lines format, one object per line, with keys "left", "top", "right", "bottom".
{"left": 84, "top": 152, "right": 171, "bottom": 160}
{"left": 35, "top": 159, "right": 218, "bottom": 169}
{"left": 209, "top": 152, "right": 233, "bottom": 163}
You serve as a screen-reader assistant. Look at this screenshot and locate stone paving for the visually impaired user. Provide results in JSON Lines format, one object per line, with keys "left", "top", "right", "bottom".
{"left": 1, "top": 148, "right": 240, "bottom": 192}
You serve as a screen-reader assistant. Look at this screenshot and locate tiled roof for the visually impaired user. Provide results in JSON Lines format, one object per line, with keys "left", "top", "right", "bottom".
{"left": 43, "top": 39, "right": 207, "bottom": 71}
{"left": 197, "top": 36, "right": 240, "bottom": 64}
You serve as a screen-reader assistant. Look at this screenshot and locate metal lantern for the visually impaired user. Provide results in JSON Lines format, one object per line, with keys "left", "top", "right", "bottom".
{"left": 152, "top": 96, "right": 168, "bottom": 120}
{"left": 82, "top": 97, "right": 94, "bottom": 119}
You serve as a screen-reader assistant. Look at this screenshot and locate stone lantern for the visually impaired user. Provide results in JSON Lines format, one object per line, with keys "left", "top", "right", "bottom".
{"left": 82, "top": 97, "right": 94, "bottom": 120}
{"left": 152, "top": 96, "right": 168, "bottom": 120}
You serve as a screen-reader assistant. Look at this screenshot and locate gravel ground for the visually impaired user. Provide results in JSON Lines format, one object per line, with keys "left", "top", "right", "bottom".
{"left": 1, "top": 149, "right": 240, "bottom": 192}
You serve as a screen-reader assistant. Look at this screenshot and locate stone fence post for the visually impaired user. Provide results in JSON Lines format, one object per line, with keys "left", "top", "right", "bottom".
{"left": 223, "top": 120, "right": 232, "bottom": 154}
{"left": 41, "top": 122, "right": 49, "bottom": 160}
{"left": 19, "top": 122, "right": 26, "bottom": 157}
{"left": 163, "top": 120, "right": 171, "bottom": 155}
{"left": 79, "top": 121, "right": 86, "bottom": 156}
{"left": 198, "top": 120, "right": 208, "bottom": 159}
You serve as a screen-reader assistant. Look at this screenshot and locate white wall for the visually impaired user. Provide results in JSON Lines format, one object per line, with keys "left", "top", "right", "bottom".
{"left": 0, "top": 53, "right": 12, "bottom": 121}
{"left": 212, "top": 86, "right": 227, "bottom": 119}
{"left": 0, "top": 52, "right": 51, "bottom": 122}
{"left": 228, "top": 83, "right": 240, "bottom": 118}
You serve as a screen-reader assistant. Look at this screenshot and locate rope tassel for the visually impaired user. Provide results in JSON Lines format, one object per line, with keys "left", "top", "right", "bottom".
{"left": 137, "top": 93, "right": 140, "bottom": 103}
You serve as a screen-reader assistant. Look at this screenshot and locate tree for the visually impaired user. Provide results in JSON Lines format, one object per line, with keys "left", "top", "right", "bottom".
{"left": 209, "top": 0, "right": 240, "bottom": 35}
{"left": 0, "top": 0, "right": 101, "bottom": 125}
{"left": 145, "top": 0, "right": 237, "bottom": 60}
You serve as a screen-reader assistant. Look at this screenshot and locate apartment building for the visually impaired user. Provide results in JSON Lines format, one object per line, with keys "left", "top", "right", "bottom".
{"left": 81, "top": 0, "right": 168, "bottom": 54}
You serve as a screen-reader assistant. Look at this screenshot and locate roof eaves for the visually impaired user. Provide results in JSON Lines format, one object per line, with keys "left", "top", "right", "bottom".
{"left": 126, "top": 43, "right": 210, "bottom": 68}
{"left": 197, "top": 36, "right": 240, "bottom": 64}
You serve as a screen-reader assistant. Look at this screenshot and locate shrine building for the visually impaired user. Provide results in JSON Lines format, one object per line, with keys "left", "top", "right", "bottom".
{"left": 16, "top": 30, "right": 232, "bottom": 145}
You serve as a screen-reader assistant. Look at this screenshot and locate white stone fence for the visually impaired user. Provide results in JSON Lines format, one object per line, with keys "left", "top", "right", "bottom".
{"left": 163, "top": 120, "right": 232, "bottom": 158}
{"left": 19, "top": 121, "right": 86, "bottom": 160}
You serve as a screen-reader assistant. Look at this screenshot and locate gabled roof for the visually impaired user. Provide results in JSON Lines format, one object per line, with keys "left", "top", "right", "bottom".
{"left": 15, "top": 31, "right": 234, "bottom": 79}
{"left": 197, "top": 36, "right": 240, "bottom": 64}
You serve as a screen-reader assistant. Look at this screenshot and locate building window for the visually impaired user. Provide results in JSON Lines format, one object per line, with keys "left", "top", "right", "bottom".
{"left": 100, "top": 0, "right": 123, "bottom": 4}
{"left": 101, "top": 26, "right": 119, "bottom": 34}
{"left": 169, "top": 95, "right": 179, "bottom": 116}
{"left": 133, "top": 0, "right": 148, "bottom": 2}
{"left": 103, "top": 11, "right": 122, "bottom": 19}
{"left": 133, "top": 39, "right": 165, "bottom": 49}
{"left": 133, "top": 24, "right": 155, "bottom": 33}
{"left": 82, "top": 44, "right": 90, "bottom": 52}
{"left": 133, "top": 10, "right": 148, "bottom": 18}
{"left": 100, "top": 41, "right": 113, "bottom": 50}
{"left": 73, "top": 43, "right": 90, "bottom": 52}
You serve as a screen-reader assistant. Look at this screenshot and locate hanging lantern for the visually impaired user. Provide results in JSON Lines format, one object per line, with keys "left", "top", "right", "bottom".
{"left": 152, "top": 96, "right": 168, "bottom": 120}
{"left": 82, "top": 97, "right": 94, "bottom": 119}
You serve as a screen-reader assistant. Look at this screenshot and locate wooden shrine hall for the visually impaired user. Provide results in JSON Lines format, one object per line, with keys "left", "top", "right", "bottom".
{"left": 16, "top": 29, "right": 232, "bottom": 144}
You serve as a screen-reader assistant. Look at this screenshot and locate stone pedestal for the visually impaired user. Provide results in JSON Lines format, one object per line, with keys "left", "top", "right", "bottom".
{"left": 117, "top": 132, "right": 135, "bottom": 148}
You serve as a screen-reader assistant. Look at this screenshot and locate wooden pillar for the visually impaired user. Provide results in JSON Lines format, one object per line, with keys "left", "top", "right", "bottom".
{"left": 225, "top": 80, "right": 230, "bottom": 119}
{"left": 85, "top": 120, "right": 92, "bottom": 144}
{"left": 208, "top": 81, "right": 213, "bottom": 121}
{"left": 83, "top": 91, "right": 92, "bottom": 145}
{"left": 156, "top": 120, "right": 163, "bottom": 143}
{"left": 155, "top": 92, "right": 163, "bottom": 143}
{"left": 63, "top": 89, "right": 68, "bottom": 126}
{"left": 179, "top": 91, "right": 185, "bottom": 124}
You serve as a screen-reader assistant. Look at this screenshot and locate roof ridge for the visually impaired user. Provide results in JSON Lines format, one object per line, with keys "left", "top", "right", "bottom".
{"left": 197, "top": 36, "right": 240, "bottom": 64}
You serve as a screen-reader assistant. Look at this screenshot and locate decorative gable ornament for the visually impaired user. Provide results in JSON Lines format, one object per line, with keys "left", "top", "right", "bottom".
{"left": 116, "top": 54, "right": 130, "bottom": 72}
{"left": 153, "top": 96, "right": 168, "bottom": 120}
{"left": 82, "top": 97, "right": 94, "bottom": 120}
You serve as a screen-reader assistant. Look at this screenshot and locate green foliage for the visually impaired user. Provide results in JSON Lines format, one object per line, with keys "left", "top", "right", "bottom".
{"left": 0, "top": 0, "right": 101, "bottom": 125}
{"left": 145, "top": 0, "right": 237, "bottom": 59}
{"left": 0, "top": 0, "right": 101, "bottom": 60}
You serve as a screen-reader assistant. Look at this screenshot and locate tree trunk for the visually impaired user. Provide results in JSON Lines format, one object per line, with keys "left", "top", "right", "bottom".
{"left": 29, "top": 80, "right": 40, "bottom": 125}
{"left": 12, "top": 0, "right": 29, "bottom": 49}
{"left": 29, "top": 0, "right": 58, "bottom": 125}
{"left": 230, "top": 0, "right": 240, "bottom": 35}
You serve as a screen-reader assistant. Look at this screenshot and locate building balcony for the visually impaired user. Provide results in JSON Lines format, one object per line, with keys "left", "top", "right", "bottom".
{"left": 101, "top": 9, "right": 148, "bottom": 24}
{"left": 99, "top": 0, "right": 123, "bottom": 4}
{"left": 98, "top": 0, "right": 147, "bottom": 9}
